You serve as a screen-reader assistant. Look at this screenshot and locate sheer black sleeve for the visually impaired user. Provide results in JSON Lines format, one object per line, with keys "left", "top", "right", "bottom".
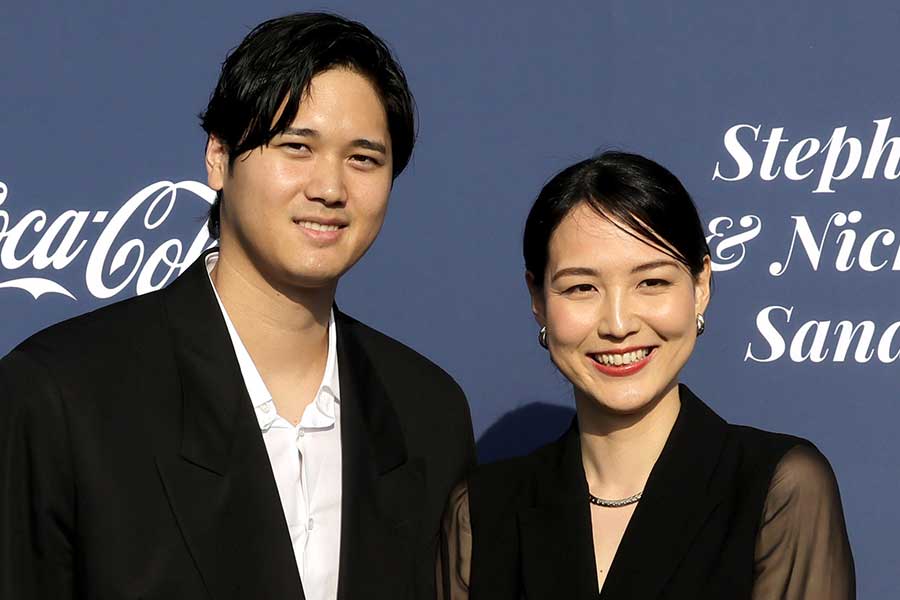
{"left": 752, "top": 444, "right": 855, "bottom": 599}
{"left": 437, "top": 481, "right": 472, "bottom": 600}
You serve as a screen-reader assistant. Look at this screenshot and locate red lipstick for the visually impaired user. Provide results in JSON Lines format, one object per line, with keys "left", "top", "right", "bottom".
{"left": 589, "top": 347, "right": 655, "bottom": 378}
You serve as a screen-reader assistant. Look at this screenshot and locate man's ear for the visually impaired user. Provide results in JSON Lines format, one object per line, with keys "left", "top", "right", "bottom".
{"left": 694, "top": 255, "right": 712, "bottom": 316}
{"left": 205, "top": 135, "right": 228, "bottom": 191}
{"left": 525, "top": 271, "right": 547, "bottom": 328}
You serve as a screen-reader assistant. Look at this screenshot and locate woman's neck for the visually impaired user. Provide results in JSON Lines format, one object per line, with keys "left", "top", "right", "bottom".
{"left": 576, "top": 383, "right": 682, "bottom": 500}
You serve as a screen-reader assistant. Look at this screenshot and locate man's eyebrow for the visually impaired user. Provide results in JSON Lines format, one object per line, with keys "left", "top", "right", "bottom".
{"left": 630, "top": 259, "right": 682, "bottom": 274}
{"left": 281, "top": 127, "right": 318, "bottom": 138}
{"left": 551, "top": 267, "right": 599, "bottom": 282}
{"left": 351, "top": 139, "right": 387, "bottom": 155}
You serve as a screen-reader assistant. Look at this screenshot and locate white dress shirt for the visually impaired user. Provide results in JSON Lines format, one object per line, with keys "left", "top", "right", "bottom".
{"left": 205, "top": 252, "right": 342, "bottom": 600}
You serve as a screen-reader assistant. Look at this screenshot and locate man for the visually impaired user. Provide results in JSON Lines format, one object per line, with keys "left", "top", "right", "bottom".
{"left": 0, "top": 13, "right": 475, "bottom": 600}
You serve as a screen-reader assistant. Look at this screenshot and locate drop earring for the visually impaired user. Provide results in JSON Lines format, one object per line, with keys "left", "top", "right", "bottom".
{"left": 538, "top": 326, "right": 548, "bottom": 349}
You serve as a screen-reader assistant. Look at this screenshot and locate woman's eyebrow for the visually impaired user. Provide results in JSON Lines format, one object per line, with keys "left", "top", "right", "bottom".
{"left": 551, "top": 267, "right": 599, "bottom": 282}
{"left": 630, "top": 259, "right": 682, "bottom": 274}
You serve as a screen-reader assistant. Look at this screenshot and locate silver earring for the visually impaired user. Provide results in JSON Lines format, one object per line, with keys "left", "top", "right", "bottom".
{"left": 696, "top": 313, "right": 706, "bottom": 336}
{"left": 538, "top": 326, "right": 549, "bottom": 349}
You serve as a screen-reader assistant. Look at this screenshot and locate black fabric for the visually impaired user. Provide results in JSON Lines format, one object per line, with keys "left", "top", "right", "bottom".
{"left": 464, "top": 387, "right": 827, "bottom": 600}
{"left": 0, "top": 249, "right": 476, "bottom": 600}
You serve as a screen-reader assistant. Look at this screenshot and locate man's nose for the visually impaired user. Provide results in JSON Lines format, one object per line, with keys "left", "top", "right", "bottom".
{"left": 304, "top": 156, "right": 346, "bottom": 206}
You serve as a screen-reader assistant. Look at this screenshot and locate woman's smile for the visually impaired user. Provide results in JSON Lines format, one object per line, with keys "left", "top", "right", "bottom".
{"left": 588, "top": 346, "right": 657, "bottom": 377}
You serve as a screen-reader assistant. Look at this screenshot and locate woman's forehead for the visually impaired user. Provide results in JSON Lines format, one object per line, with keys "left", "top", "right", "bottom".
{"left": 549, "top": 204, "right": 678, "bottom": 265}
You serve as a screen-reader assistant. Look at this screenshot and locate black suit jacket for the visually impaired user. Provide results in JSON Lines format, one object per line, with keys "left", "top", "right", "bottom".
{"left": 0, "top": 252, "right": 475, "bottom": 600}
{"left": 463, "top": 386, "right": 849, "bottom": 600}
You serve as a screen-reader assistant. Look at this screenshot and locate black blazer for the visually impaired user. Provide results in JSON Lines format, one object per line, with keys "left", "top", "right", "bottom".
{"left": 0, "top": 252, "right": 475, "bottom": 600}
{"left": 461, "top": 387, "right": 853, "bottom": 599}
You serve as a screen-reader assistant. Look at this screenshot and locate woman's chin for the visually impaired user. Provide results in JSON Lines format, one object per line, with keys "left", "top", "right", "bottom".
{"left": 576, "top": 382, "right": 677, "bottom": 421}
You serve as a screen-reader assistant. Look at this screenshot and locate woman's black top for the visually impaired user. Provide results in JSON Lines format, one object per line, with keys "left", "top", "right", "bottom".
{"left": 438, "top": 386, "right": 854, "bottom": 599}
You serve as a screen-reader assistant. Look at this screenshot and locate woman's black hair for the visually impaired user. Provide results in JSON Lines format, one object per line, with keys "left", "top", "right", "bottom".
{"left": 199, "top": 12, "right": 416, "bottom": 238}
{"left": 523, "top": 151, "right": 710, "bottom": 286}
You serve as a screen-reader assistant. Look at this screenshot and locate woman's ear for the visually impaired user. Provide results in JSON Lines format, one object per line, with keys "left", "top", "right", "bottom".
{"left": 694, "top": 255, "right": 712, "bottom": 316}
{"left": 525, "top": 271, "right": 547, "bottom": 328}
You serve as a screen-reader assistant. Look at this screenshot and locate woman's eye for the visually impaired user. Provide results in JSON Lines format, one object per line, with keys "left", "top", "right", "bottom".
{"left": 566, "top": 284, "right": 596, "bottom": 294}
{"left": 640, "top": 278, "right": 669, "bottom": 288}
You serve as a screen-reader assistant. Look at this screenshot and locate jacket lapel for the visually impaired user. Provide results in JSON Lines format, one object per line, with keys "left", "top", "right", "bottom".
{"left": 334, "top": 311, "right": 426, "bottom": 600}
{"left": 155, "top": 251, "right": 304, "bottom": 600}
{"left": 518, "top": 424, "right": 599, "bottom": 600}
{"left": 599, "top": 385, "right": 729, "bottom": 599}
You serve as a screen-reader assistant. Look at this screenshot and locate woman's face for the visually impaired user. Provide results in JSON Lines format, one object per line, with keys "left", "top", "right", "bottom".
{"left": 529, "top": 202, "right": 711, "bottom": 416}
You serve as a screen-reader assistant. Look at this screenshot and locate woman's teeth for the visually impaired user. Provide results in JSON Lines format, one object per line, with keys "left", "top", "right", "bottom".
{"left": 595, "top": 348, "right": 651, "bottom": 366}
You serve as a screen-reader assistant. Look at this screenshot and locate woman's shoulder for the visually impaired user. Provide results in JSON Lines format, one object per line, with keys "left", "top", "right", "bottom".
{"left": 682, "top": 386, "right": 824, "bottom": 479}
{"left": 761, "top": 442, "right": 842, "bottom": 513}
{"left": 724, "top": 421, "right": 823, "bottom": 472}
{"left": 465, "top": 432, "right": 570, "bottom": 511}
{"left": 439, "top": 442, "right": 567, "bottom": 597}
{"left": 727, "top": 422, "right": 809, "bottom": 454}
{"left": 718, "top": 419, "right": 840, "bottom": 505}
{"left": 467, "top": 444, "right": 551, "bottom": 496}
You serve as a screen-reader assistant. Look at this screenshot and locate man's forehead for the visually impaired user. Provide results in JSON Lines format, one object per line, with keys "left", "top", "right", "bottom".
{"left": 269, "top": 69, "right": 389, "bottom": 136}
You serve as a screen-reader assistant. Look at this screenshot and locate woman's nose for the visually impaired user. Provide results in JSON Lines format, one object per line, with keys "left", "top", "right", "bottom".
{"left": 596, "top": 291, "right": 639, "bottom": 340}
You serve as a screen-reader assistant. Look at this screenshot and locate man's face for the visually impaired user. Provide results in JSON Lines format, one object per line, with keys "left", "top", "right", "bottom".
{"left": 206, "top": 68, "right": 393, "bottom": 292}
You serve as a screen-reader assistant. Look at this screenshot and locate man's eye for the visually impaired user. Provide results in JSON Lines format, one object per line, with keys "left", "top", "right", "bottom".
{"left": 283, "top": 142, "right": 310, "bottom": 151}
{"left": 351, "top": 154, "right": 382, "bottom": 166}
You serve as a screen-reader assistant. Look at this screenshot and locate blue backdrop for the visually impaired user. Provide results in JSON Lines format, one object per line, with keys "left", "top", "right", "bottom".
{"left": 2, "top": 1, "right": 897, "bottom": 595}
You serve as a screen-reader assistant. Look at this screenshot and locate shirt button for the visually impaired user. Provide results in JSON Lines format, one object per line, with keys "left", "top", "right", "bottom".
{"left": 298, "top": 428, "right": 305, "bottom": 437}
{"left": 261, "top": 404, "right": 270, "bottom": 413}
{"left": 308, "top": 518, "right": 314, "bottom": 531}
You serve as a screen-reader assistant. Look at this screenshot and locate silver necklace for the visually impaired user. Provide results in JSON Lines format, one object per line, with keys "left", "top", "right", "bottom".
{"left": 588, "top": 491, "right": 643, "bottom": 508}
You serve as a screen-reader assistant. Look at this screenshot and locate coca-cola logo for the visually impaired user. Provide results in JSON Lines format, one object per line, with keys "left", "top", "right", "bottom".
{"left": 0, "top": 180, "right": 216, "bottom": 300}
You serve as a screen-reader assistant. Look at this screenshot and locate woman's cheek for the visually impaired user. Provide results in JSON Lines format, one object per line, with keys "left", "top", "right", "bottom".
{"left": 643, "top": 294, "right": 695, "bottom": 338}
{"left": 546, "top": 299, "right": 597, "bottom": 346}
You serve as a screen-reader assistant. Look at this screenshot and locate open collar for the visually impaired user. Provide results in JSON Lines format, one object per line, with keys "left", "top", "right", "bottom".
{"left": 154, "top": 249, "right": 421, "bottom": 600}
{"left": 203, "top": 250, "right": 341, "bottom": 432}
{"left": 517, "top": 385, "right": 730, "bottom": 600}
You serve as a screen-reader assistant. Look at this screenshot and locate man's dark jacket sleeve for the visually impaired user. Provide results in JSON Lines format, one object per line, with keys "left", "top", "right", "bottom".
{"left": 0, "top": 349, "right": 76, "bottom": 599}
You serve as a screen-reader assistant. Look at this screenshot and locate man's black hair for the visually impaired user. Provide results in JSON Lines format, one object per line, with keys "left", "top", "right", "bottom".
{"left": 200, "top": 12, "right": 416, "bottom": 238}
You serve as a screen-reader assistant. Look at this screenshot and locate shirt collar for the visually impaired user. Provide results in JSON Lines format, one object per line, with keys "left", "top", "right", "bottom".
{"left": 205, "top": 251, "right": 341, "bottom": 431}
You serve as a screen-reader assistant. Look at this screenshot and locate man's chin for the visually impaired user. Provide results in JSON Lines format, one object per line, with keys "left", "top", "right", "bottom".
{"left": 283, "top": 271, "right": 342, "bottom": 290}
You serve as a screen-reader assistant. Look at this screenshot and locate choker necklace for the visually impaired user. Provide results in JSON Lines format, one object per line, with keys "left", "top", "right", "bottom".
{"left": 588, "top": 491, "right": 643, "bottom": 508}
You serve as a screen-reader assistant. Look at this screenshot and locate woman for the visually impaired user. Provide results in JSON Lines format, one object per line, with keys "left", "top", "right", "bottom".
{"left": 438, "top": 152, "right": 854, "bottom": 599}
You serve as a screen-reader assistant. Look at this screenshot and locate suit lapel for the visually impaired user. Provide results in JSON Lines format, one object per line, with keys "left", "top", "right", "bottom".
{"left": 599, "top": 385, "right": 728, "bottom": 599}
{"left": 518, "top": 424, "right": 599, "bottom": 600}
{"left": 155, "top": 251, "right": 303, "bottom": 600}
{"left": 334, "top": 311, "right": 426, "bottom": 600}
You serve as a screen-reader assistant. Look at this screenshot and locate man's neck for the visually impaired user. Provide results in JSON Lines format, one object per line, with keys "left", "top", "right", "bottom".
{"left": 211, "top": 250, "right": 335, "bottom": 421}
